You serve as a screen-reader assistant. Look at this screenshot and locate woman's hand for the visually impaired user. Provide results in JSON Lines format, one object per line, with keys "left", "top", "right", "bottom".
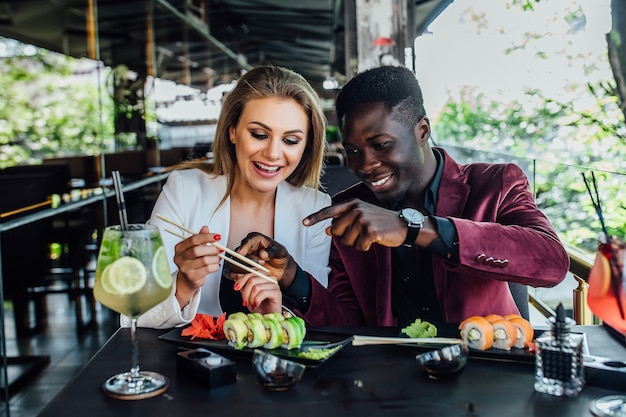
{"left": 173, "top": 226, "right": 222, "bottom": 309}
{"left": 234, "top": 273, "right": 282, "bottom": 314}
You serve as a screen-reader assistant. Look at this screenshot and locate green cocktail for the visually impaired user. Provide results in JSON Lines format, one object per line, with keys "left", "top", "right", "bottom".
{"left": 94, "top": 225, "right": 171, "bottom": 317}
{"left": 94, "top": 224, "right": 172, "bottom": 399}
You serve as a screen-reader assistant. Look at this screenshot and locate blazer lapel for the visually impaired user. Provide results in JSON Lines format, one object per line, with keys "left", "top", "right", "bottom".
{"left": 435, "top": 149, "right": 470, "bottom": 218}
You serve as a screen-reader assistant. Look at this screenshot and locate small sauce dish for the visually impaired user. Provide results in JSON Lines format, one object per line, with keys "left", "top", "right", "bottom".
{"left": 252, "top": 350, "right": 306, "bottom": 391}
{"left": 415, "top": 343, "right": 469, "bottom": 379}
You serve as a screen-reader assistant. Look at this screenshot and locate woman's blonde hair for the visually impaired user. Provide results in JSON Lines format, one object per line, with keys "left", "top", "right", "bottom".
{"left": 175, "top": 66, "right": 326, "bottom": 203}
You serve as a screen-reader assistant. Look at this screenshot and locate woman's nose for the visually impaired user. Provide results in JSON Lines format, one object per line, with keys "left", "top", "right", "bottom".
{"left": 262, "top": 137, "right": 281, "bottom": 160}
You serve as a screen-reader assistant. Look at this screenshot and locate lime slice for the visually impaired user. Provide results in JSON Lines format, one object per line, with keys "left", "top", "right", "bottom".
{"left": 100, "top": 264, "right": 119, "bottom": 294}
{"left": 152, "top": 246, "right": 172, "bottom": 289}
{"left": 102, "top": 256, "right": 147, "bottom": 295}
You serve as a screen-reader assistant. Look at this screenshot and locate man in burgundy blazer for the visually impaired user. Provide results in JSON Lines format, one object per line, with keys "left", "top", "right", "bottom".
{"left": 301, "top": 146, "right": 569, "bottom": 326}
{"left": 233, "top": 66, "right": 569, "bottom": 327}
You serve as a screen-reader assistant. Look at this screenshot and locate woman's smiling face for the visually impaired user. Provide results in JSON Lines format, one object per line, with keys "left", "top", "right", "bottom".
{"left": 230, "top": 97, "right": 309, "bottom": 194}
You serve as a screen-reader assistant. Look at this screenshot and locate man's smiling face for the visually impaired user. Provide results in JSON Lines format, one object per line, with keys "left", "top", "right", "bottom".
{"left": 342, "top": 102, "right": 426, "bottom": 207}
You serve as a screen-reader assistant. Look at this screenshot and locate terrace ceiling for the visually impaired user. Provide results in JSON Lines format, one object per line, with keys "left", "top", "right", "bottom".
{"left": 0, "top": 0, "right": 451, "bottom": 90}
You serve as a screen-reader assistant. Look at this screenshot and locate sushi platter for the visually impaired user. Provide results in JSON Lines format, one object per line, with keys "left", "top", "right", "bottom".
{"left": 158, "top": 327, "right": 353, "bottom": 367}
{"left": 398, "top": 321, "right": 591, "bottom": 366}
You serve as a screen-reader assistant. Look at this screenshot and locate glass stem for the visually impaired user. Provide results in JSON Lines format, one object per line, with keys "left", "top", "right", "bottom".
{"left": 130, "top": 317, "right": 140, "bottom": 378}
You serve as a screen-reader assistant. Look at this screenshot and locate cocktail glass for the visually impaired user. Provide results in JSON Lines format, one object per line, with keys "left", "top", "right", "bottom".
{"left": 588, "top": 236, "right": 626, "bottom": 416}
{"left": 93, "top": 224, "right": 172, "bottom": 399}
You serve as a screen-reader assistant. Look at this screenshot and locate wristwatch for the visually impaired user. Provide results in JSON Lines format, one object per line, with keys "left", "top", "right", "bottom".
{"left": 399, "top": 208, "right": 425, "bottom": 247}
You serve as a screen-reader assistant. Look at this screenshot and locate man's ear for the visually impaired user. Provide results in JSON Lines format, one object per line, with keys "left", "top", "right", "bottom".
{"left": 414, "top": 117, "right": 431, "bottom": 145}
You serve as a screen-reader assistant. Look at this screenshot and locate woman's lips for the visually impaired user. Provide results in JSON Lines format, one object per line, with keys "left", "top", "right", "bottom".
{"left": 253, "top": 161, "right": 282, "bottom": 177}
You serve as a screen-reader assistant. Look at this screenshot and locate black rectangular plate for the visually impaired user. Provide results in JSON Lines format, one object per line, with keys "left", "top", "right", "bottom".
{"left": 398, "top": 322, "right": 545, "bottom": 365}
{"left": 158, "top": 327, "right": 353, "bottom": 368}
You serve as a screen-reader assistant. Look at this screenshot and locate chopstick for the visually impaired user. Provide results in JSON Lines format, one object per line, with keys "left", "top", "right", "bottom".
{"left": 216, "top": 253, "right": 275, "bottom": 283}
{"left": 156, "top": 213, "right": 270, "bottom": 273}
{"left": 0, "top": 198, "right": 52, "bottom": 218}
{"left": 352, "top": 335, "right": 463, "bottom": 346}
{"left": 158, "top": 215, "right": 275, "bottom": 283}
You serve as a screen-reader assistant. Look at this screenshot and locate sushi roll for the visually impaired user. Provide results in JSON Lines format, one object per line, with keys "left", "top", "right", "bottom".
{"left": 228, "top": 312, "right": 248, "bottom": 321}
{"left": 459, "top": 316, "right": 494, "bottom": 351}
{"left": 290, "top": 316, "right": 306, "bottom": 339}
{"left": 484, "top": 314, "right": 504, "bottom": 323}
{"left": 281, "top": 317, "right": 305, "bottom": 350}
{"left": 247, "top": 312, "right": 264, "bottom": 320}
{"left": 224, "top": 318, "right": 248, "bottom": 350}
{"left": 263, "top": 318, "right": 284, "bottom": 349}
{"left": 263, "top": 312, "right": 285, "bottom": 322}
{"left": 490, "top": 318, "right": 517, "bottom": 350}
{"left": 245, "top": 318, "right": 268, "bottom": 348}
{"left": 504, "top": 314, "right": 534, "bottom": 349}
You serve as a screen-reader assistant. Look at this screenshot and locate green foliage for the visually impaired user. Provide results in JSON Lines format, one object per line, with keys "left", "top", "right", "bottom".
{"left": 0, "top": 37, "right": 114, "bottom": 169}
{"left": 510, "top": 0, "right": 542, "bottom": 12}
{"left": 433, "top": 81, "right": 626, "bottom": 252}
{"left": 430, "top": 1, "right": 626, "bottom": 252}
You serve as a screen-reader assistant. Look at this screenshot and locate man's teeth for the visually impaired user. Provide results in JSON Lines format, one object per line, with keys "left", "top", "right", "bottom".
{"left": 371, "top": 176, "right": 389, "bottom": 186}
{"left": 255, "top": 162, "right": 279, "bottom": 172}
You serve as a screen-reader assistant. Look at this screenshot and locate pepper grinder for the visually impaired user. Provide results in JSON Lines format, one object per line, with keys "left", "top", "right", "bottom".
{"left": 534, "top": 303, "right": 585, "bottom": 397}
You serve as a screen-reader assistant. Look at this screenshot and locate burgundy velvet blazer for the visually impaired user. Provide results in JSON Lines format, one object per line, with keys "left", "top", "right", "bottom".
{"left": 302, "top": 148, "right": 569, "bottom": 326}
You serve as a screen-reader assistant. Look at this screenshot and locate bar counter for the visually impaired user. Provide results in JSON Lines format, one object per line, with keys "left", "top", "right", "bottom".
{"left": 37, "top": 325, "right": 625, "bottom": 417}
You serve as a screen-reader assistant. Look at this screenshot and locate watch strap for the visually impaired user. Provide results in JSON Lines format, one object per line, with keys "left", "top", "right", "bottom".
{"left": 403, "top": 223, "right": 421, "bottom": 246}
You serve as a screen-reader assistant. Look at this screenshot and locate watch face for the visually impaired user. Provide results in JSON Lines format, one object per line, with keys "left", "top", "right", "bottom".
{"left": 401, "top": 208, "right": 424, "bottom": 224}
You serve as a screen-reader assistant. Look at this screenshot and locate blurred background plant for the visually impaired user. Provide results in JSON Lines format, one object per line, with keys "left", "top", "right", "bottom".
{"left": 419, "top": 0, "right": 625, "bottom": 251}
{"left": 0, "top": 37, "right": 114, "bottom": 169}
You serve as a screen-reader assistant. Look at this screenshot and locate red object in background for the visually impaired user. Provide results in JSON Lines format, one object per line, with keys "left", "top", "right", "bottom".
{"left": 372, "top": 36, "right": 395, "bottom": 46}
{"left": 587, "top": 240, "right": 626, "bottom": 332}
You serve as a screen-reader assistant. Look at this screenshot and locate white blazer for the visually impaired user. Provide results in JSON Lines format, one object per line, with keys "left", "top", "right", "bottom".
{"left": 125, "top": 169, "right": 332, "bottom": 328}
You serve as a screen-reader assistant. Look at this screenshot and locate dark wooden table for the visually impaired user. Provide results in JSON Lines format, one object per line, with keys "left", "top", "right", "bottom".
{"left": 36, "top": 325, "right": 626, "bottom": 417}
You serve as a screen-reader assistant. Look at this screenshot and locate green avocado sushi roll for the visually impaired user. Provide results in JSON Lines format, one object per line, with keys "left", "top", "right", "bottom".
{"left": 290, "top": 316, "right": 306, "bottom": 339}
{"left": 247, "top": 312, "right": 263, "bottom": 320}
{"left": 245, "top": 318, "right": 268, "bottom": 348}
{"left": 263, "top": 318, "right": 284, "bottom": 349}
{"left": 224, "top": 318, "right": 248, "bottom": 350}
{"left": 281, "top": 318, "right": 304, "bottom": 350}
{"left": 228, "top": 312, "right": 248, "bottom": 321}
{"left": 263, "top": 312, "right": 285, "bottom": 322}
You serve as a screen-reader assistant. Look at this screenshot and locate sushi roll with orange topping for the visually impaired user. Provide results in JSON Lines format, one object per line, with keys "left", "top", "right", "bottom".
{"left": 484, "top": 314, "right": 504, "bottom": 323}
{"left": 504, "top": 314, "right": 534, "bottom": 349}
{"left": 459, "top": 316, "right": 494, "bottom": 351}
{"left": 490, "top": 318, "right": 517, "bottom": 350}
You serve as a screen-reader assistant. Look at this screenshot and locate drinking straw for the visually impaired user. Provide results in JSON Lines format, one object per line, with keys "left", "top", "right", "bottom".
{"left": 111, "top": 170, "right": 129, "bottom": 230}
{"left": 582, "top": 172, "right": 610, "bottom": 240}
{"left": 582, "top": 171, "right": 624, "bottom": 319}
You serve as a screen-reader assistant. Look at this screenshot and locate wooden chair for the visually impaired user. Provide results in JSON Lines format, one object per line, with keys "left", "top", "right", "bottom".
{"left": 0, "top": 164, "right": 96, "bottom": 336}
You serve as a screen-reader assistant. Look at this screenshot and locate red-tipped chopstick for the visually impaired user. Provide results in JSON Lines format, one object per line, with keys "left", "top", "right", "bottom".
{"left": 157, "top": 213, "right": 275, "bottom": 284}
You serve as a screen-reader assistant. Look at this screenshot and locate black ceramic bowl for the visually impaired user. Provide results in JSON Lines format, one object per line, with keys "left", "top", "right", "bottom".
{"left": 415, "top": 343, "right": 469, "bottom": 379}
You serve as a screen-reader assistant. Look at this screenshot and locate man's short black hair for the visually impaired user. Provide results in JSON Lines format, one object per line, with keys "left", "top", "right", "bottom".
{"left": 335, "top": 66, "right": 426, "bottom": 132}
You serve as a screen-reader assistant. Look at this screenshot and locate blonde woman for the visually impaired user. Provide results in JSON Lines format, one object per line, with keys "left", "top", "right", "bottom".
{"left": 126, "top": 66, "right": 331, "bottom": 328}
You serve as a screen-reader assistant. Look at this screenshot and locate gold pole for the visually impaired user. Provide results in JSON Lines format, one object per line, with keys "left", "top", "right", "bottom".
{"left": 86, "top": 0, "right": 97, "bottom": 60}
{"left": 146, "top": 1, "right": 155, "bottom": 77}
{"left": 573, "top": 275, "right": 594, "bottom": 325}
